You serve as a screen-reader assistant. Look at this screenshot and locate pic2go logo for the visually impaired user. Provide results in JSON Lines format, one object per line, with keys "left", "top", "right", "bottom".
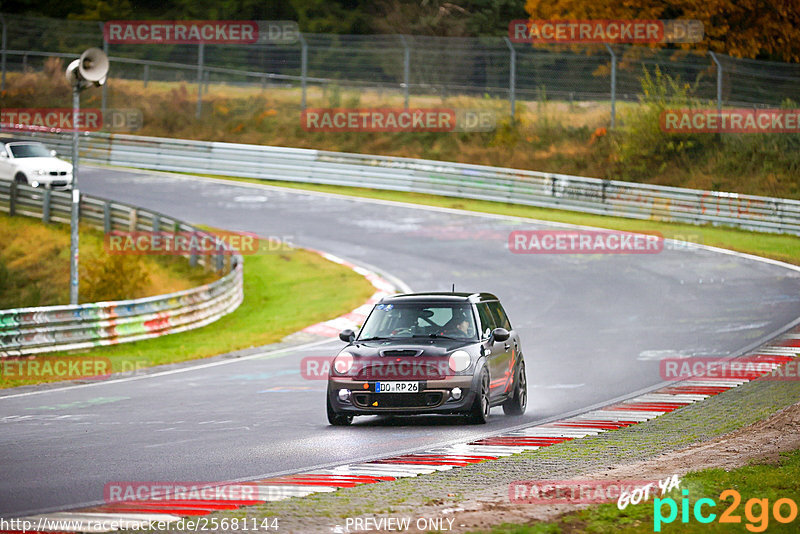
{"left": 654, "top": 489, "right": 799, "bottom": 532}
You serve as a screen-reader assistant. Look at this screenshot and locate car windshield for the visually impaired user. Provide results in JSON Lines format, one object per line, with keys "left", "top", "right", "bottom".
{"left": 358, "top": 302, "right": 478, "bottom": 341}
{"left": 9, "top": 144, "right": 51, "bottom": 158}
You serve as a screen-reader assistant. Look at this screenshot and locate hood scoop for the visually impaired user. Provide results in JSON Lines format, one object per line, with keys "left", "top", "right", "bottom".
{"left": 380, "top": 349, "right": 423, "bottom": 357}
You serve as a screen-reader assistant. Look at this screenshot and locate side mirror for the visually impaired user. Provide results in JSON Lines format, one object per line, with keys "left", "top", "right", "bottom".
{"left": 491, "top": 327, "right": 510, "bottom": 343}
{"left": 50, "top": 150, "right": 58, "bottom": 157}
{"left": 339, "top": 329, "right": 355, "bottom": 343}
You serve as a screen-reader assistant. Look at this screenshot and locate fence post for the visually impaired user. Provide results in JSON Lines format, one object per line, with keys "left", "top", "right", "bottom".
{"left": 399, "top": 35, "right": 410, "bottom": 109}
{"left": 42, "top": 188, "right": 51, "bottom": 223}
{"left": 143, "top": 63, "right": 149, "bottom": 87}
{"left": 100, "top": 23, "right": 108, "bottom": 121}
{"left": 605, "top": 44, "right": 617, "bottom": 129}
{"left": 299, "top": 32, "right": 308, "bottom": 111}
{"left": 103, "top": 201, "right": 111, "bottom": 233}
{"left": 196, "top": 42, "right": 204, "bottom": 119}
{"left": 1, "top": 15, "right": 6, "bottom": 92}
{"left": 9, "top": 180, "right": 16, "bottom": 217}
{"left": 709, "top": 51, "right": 722, "bottom": 115}
{"left": 503, "top": 37, "right": 516, "bottom": 122}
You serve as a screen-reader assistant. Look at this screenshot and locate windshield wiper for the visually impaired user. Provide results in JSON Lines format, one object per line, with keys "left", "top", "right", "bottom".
{"left": 358, "top": 336, "right": 392, "bottom": 342}
{"left": 416, "top": 333, "right": 460, "bottom": 340}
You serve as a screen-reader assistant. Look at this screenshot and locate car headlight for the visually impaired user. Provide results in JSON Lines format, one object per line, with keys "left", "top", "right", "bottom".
{"left": 34, "top": 169, "right": 47, "bottom": 176}
{"left": 333, "top": 351, "right": 354, "bottom": 374}
{"left": 448, "top": 350, "right": 471, "bottom": 373}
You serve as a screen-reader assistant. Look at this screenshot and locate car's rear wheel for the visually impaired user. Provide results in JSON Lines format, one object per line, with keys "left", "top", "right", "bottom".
{"left": 503, "top": 360, "right": 527, "bottom": 416}
{"left": 467, "top": 368, "right": 490, "bottom": 424}
{"left": 14, "top": 173, "right": 27, "bottom": 185}
{"left": 327, "top": 394, "right": 353, "bottom": 426}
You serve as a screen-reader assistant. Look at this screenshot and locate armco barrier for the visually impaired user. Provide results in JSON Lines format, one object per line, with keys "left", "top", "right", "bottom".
{"left": 0, "top": 180, "right": 243, "bottom": 357}
{"left": 14, "top": 131, "right": 800, "bottom": 235}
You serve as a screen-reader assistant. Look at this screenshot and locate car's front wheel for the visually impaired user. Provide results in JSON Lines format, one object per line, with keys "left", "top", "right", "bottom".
{"left": 467, "top": 368, "right": 490, "bottom": 424}
{"left": 14, "top": 173, "right": 27, "bottom": 185}
{"left": 327, "top": 394, "right": 353, "bottom": 426}
{"left": 503, "top": 360, "right": 527, "bottom": 416}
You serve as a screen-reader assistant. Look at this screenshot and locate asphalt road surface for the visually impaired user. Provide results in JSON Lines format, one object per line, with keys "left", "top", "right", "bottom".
{"left": 2, "top": 166, "right": 799, "bottom": 516}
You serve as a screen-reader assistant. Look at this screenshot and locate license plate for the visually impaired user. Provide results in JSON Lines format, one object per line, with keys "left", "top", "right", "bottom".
{"left": 375, "top": 381, "right": 419, "bottom": 393}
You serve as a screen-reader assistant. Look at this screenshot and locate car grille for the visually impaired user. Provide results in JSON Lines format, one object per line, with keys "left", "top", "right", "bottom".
{"left": 49, "top": 180, "right": 68, "bottom": 187}
{"left": 352, "top": 392, "right": 445, "bottom": 409}
{"left": 48, "top": 171, "right": 68, "bottom": 176}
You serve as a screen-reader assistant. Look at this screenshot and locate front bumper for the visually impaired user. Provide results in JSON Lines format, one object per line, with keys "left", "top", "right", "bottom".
{"left": 328, "top": 375, "right": 477, "bottom": 416}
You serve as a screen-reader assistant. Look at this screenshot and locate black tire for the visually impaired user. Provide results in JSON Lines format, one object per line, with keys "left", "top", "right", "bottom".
{"left": 467, "top": 368, "right": 490, "bottom": 424}
{"left": 14, "top": 173, "right": 27, "bottom": 185}
{"left": 503, "top": 360, "right": 527, "bottom": 416}
{"left": 327, "top": 394, "right": 353, "bottom": 426}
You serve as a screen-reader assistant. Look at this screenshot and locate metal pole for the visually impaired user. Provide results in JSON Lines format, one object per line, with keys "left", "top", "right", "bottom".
{"left": 605, "top": 44, "right": 617, "bottom": 129}
{"left": 143, "top": 63, "right": 149, "bottom": 88}
{"left": 399, "top": 35, "right": 410, "bottom": 109}
{"left": 1, "top": 16, "right": 6, "bottom": 92}
{"left": 69, "top": 86, "right": 81, "bottom": 305}
{"left": 100, "top": 23, "right": 108, "bottom": 120}
{"left": 196, "top": 42, "right": 204, "bottom": 119}
{"left": 503, "top": 37, "right": 516, "bottom": 122}
{"left": 299, "top": 33, "right": 308, "bottom": 111}
{"left": 709, "top": 51, "right": 722, "bottom": 116}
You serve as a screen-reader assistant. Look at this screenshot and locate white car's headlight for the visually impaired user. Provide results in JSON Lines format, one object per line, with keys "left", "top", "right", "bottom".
{"left": 34, "top": 169, "right": 47, "bottom": 176}
{"left": 448, "top": 350, "right": 471, "bottom": 373}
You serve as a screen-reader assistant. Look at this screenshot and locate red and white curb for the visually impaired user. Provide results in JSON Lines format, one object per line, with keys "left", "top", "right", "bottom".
{"left": 300, "top": 251, "right": 398, "bottom": 339}
{"left": 8, "top": 327, "right": 799, "bottom": 533}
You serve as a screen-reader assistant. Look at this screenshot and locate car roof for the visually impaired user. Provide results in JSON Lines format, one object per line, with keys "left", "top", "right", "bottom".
{"left": 0, "top": 138, "right": 45, "bottom": 146}
{"left": 379, "top": 292, "right": 499, "bottom": 304}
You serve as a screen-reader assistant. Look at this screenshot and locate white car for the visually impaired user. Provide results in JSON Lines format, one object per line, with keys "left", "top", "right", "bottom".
{"left": 0, "top": 140, "right": 73, "bottom": 189}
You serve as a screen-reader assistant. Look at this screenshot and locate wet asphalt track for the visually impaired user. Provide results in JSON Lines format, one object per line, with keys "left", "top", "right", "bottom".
{"left": 2, "top": 166, "right": 800, "bottom": 516}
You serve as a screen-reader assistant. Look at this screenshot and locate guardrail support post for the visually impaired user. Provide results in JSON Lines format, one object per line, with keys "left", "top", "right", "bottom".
{"left": 1, "top": 15, "right": 7, "bottom": 92}
{"left": 42, "top": 188, "right": 51, "bottom": 223}
{"left": 399, "top": 35, "right": 410, "bottom": 109}
{"left": 129, "top": 208, "right": 138, "bottom": 231}
{"left": 605, "top": 44, "right": 617, "bottom": 129}
{"left": 9, "top": 181, "right": 16, "bottom": 217}
{"left": 196, "top": 42, "right": 204, "bottom": 119}
{"left": 503, "top": 37, "right": 516, "bottom": 123}
{"left": 103, "top": 201, "right": 111, "bottom": 233}
{"left": 299, "top": 33, "right": 308, "bottom": 111}
{"left": 216, "top": 253, "right": 224, "bottom": 272}
{"left": 143, "top": 63, "right": 149, "bottom": 88}
{"left": 152, "top": 214, "right": 160, "bottom": 233}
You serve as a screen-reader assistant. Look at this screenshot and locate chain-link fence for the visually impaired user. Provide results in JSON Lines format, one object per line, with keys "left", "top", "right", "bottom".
{"left": 1, "top": 12, "right": 799, "bottom": 125}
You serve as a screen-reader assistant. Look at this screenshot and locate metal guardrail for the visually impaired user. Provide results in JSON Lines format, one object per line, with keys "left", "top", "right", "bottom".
{"left": 0, "top": 180, "right": 244, "bottom": 357}
{"left": 15, "top": 131, "right": 800, "bottom": 236}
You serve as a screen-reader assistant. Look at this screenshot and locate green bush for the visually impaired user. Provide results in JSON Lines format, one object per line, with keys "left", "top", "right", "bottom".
{"left": 615, "top": 67, "right": 716, "bottom": 179}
